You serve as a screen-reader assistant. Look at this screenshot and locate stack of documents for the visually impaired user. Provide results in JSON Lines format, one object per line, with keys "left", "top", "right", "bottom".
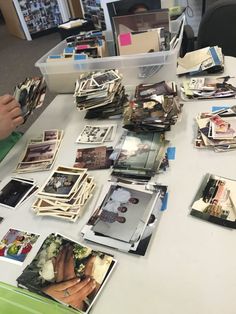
{"left": 123, "top": 81, "right": 183, "bottom": 132}
{"left": 177, "top": 46, "right": 224, "bottom": 76}
{"left": 82, "top": 181, "right": 167, "bottom": 256}
{"left": 195, "top": 106, "right": 236, "bottom": 152}
{"left": 33, "top": 166, "right": 95, "bottom": 222}
{"left": 181, "top": 76, "right": 236, "bottom": 100}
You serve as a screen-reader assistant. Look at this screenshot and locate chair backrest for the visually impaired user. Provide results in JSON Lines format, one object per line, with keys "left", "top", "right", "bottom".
{"left": 197, "top": 0, "right": 236, "bottom": 57}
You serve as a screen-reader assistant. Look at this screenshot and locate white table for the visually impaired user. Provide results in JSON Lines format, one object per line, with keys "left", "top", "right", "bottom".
{"left": 1, "top": 57, "right": 236, "bottom": 314}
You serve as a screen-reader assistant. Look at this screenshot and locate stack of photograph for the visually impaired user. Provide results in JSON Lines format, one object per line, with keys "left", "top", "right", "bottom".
{"left": 14, "top": 76, "right": 46, "bottom": 123}
{"left": 191, "top": 174, "right": 236, "bottom": 228}
{"left": 17, "top": 233, "right": 116, "bottom": 314}
{"left": 33, "top": 166, "right": 95, "bottom": 222}
{"left": 195, "top": 107, "right": 236, "bottom": 152}
{"left": 110, "top": 131, "right": 169, "bottom": 180}
{"left": 82, "top": 182, "right": 167, "bottom": 256}
{"left": 181, "top": 76, "right": 236, "bottom": 100}
{"left": 123, "top": 81, "right": 183, "bottom": 132}
{"left": 15, "top": 130, "right": 63, "bottom": 173}
{"left": 74, "top": 70, "right": 127, "bottom": 119}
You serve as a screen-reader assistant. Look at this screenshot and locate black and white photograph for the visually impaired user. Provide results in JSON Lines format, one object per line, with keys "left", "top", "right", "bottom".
{"left": 76, "top": 125, "right": 112, "bottom": 144}
{"left": 43, "top": 130, "right": 59, "bottom": 141}
{"left": 0, "top": 178, "right": 35, "bottom": 209}
{"left": 21, "top": 141, "right": 57, "bottom": 163}
{"left": 92, "top": 70, "right": 120, "bottom": 87}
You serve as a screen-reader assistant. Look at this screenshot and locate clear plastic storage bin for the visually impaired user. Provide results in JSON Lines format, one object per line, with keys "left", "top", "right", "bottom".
{"left": 35, "top": 16, "right": 185, "bottom": 93}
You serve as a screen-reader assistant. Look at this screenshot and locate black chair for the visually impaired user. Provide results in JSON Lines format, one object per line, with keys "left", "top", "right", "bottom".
{"left": 197, "top": 0, "right": 236, "bottom": 57}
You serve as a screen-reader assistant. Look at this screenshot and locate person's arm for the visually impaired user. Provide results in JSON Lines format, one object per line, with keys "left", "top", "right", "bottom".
{"left": 0, "top": 94, "right": 24, "bottom": 140}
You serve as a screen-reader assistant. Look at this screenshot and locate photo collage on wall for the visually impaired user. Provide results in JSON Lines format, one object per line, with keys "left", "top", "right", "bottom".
{"left": 19, "top": 0, "right": 62, "bottom": 34}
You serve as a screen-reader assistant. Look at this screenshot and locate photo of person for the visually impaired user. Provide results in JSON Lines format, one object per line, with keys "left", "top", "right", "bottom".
{"left": 21, "top": 142, "right": 57, "bottom": 163}
{"left": 0, "top": 229, "right": 39, "bottom": 264}
{"left": 76, "top": 125, "right": 111, "bottom": 144}
{"left": 17, "top": 234, "right": 115, "bottom": 313}
{"left": 41, "top": 172, "right": 81, "bottom": 197}
{"left": 74, "top": 146, "right": 113, "bottom": 170}
{"left": 91, "top": 184, "right": 153, "bottom": 242}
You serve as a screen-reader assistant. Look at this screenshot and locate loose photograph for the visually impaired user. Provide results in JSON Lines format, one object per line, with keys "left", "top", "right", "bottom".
{"left": 76, "top": 125, "right": 111, "bottom": 144}
{"left": 43, "top": 130, "right": 59, "bottom": 141}
{"left": 0, "top": 229, "right": 39, "bottom": 264}
{"left": 74, "top": 146, "right": 113, "bottom": 170}
{"left": 0, "top": 178, "right": 35, "bottom": 209}
{"left": 17, "top": 233, "right": 116, "bottom": 313}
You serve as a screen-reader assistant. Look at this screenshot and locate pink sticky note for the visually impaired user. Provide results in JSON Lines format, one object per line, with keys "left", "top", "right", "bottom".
{"left": 76, "top": 45, "right": 89, "bottom": 50}
{"left": 119, "top": 33, "right": 132, "bottom": 46}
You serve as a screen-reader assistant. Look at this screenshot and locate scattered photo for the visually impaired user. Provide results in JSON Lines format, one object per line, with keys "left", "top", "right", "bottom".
{"left": 43, "top": 130, "right": 59, "bottom": 141}
{"left": 76, "top": 125, "right": 111, "bottom": 144}
{"left": 0, "top": 178, "right": 35, "bottom": 209}
{"left": 74, "top": 146, "right": 113, "bottom": 170}
{"left": 17, "top": 233, "right": 116, "bottom": 313}
{"left": 0, "top": 229, "right": 39, "bottom": 264}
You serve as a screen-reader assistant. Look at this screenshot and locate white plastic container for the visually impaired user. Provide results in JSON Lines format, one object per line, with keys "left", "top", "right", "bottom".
{"left": 35, "top": 16, "right": 184, "bottom": 93}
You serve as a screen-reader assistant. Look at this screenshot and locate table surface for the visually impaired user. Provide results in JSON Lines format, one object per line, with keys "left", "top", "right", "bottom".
{"left": 1, "top": 57, "right": 236, "bottom": 314}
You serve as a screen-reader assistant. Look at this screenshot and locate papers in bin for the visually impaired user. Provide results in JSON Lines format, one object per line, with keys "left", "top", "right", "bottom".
{"left": 177, "top": 46, "right": 224, "bottom": 76}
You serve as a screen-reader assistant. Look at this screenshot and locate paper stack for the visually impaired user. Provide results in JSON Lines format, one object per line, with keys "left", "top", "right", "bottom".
{"left": 74, "top": 70, "right": 127, "bottom": 119}
{"left": 177, "top": 46, "right": 224, "bottom": 76}
{"left": 15, "top": 130, "right": 63, "bottom": 173}
{"left": 181, "top": 76, "right": 236, "bottom": 100}
{"left": 195, "top": 106, "right": 236, "bottom": 152}
{"left": 33, "top": 166, "right": 95, "bottom": 222}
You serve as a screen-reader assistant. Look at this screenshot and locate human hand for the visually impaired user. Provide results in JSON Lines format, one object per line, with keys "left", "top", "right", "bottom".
{"left": 0, "top": 94, "right": 24, "bottom": 140}
{"left": 42, "top": 277, "right": 96, "bottom": 311}
{"left": 53, "top": 243, "right": 76, "bottom": 282}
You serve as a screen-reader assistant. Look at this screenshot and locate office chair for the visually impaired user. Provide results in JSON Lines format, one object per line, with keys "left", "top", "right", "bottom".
{"left": 197, "top": 0, "right": 236, "bottom": 57}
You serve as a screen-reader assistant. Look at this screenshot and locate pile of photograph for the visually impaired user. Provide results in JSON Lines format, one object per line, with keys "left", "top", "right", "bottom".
{"left": 181, "top": 76, "right": 236, "bottom": 100}
{"left": 33, "top": 166, "right": 95, "bottom": 222}
{"left": 15, "top": 129, "right": 63, "bottom": 173}
{"left": 110, "top": 131, "right": 169, "bottom": 180}
{"left": 15, "top": 233, "right": 116, "bottom": 314}
{"left": 74, "top": 70, "right": 127, "bottom": 119}
{"left": 82, "top": 181, "right": 167, "bottom": 256}
{"left": 0, "top": 177, "right": 38, "bottom": 210}
{"left": 14, "top": 77, "right": 46, "bottom": 123}
{"left": 191, "top": 174, "right": 236, "bottom": 228}
{"left": 195, "top": 106, "right": 236, "bottom": 151}
{"left": 48, "top": 30, "right": 107, "bottom": 62}
{"left": 123, "top": 81, "right": 183, "bottom": 132}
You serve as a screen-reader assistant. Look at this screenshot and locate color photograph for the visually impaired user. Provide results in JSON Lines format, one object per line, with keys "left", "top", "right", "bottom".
{"left": 17, "top": 233, "right": 116, "bottom": 313}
